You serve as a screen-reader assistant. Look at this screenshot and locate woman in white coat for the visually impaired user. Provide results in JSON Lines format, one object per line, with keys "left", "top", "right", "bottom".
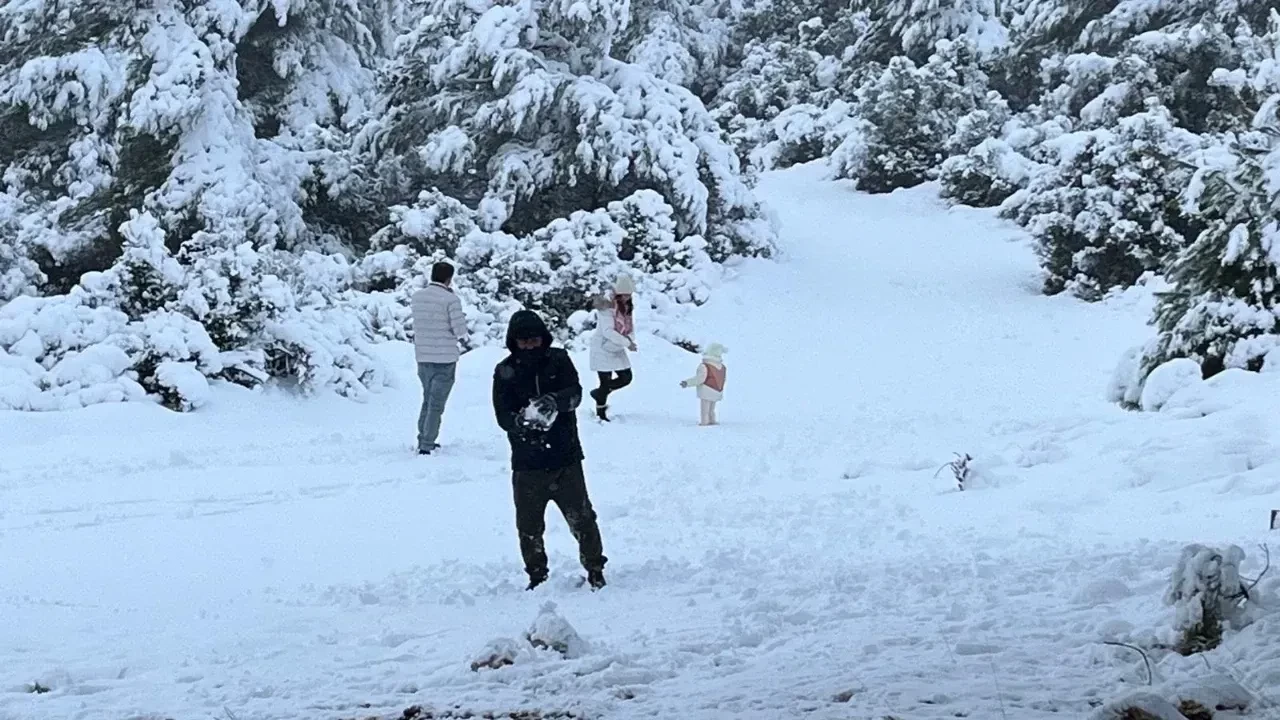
{"left": 588, "top": 274, "right": 637, "bottom": 422}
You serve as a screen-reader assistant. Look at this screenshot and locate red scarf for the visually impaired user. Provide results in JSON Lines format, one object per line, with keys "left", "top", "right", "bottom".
{"left": 613, "top": 296, "right": 634, "bottom": 337}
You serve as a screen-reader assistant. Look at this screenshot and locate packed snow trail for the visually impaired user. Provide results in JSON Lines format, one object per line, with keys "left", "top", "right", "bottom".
{"left": 3, "top": 163, "right": 1279, "bottom": 720}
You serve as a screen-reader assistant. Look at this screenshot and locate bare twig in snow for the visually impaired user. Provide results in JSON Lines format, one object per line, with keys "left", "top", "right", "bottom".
{"left": 1102, "top": 641, "right": 1153, "bottom": 686}
{"left": 988, "top": 657, "right": 1009, "bottom": 720}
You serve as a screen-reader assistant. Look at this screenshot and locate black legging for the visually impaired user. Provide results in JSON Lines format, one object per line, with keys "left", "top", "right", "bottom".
{"left": 595, "top": 370, "right": 632, "bottom": 404}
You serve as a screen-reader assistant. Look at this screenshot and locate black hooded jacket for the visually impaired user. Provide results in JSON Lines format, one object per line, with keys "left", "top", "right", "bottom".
{"left": 492, "top": 311, "right": 584, "bottom": 472}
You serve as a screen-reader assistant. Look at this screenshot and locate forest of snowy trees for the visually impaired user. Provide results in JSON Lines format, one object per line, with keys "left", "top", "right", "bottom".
{"left": 1, "top": 0, "right": 1279, "bottom": 410}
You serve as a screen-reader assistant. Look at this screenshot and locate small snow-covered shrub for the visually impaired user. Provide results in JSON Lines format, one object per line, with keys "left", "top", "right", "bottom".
{"left": 1138, "top": 358, "right": 1202, "bottom": 412}
{"left": 0, "top": 295, "right": 142, "bottom": 411}
{"left": 712, "top": 40, "right": 833, "bottom": 126}
{"left": 1164, "top": 543, "right": 1257, "bottom": 656}
{"left": 749, "top": 101, "right": 861, "bottom": 172}
{"left": 944, "top": 93, "right": 1011, "bottom": 157}
{"left": 1014, "top": 106, "right": 1202, "bottom": 300}
{"left": 123, "top": 310, "right": 223, "bottom": 411}
{"left": 939, "top": 138, "right": 1039, "bottom": 208}
{"left": 1108, "top": 344, "right": 1147, "bottom": 409}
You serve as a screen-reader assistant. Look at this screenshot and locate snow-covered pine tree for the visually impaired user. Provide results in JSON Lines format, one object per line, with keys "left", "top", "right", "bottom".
{"left": 831, "top": 42, "right": 982, "bottom": 192}
{"left": 0, "top": 1, "right": 397, "bottom": 406}
{"left": 0, "top": 0, "right": 389, "bottom": 289}
{"left": 615, "top": 0, "right": 732, "bottom": 99}
{"left": 1019, "top": 104, "right": 1202, "bottom": 300}
{"left": 1137, "top": 11, "right": 1280, "bottom": 377}
{"left": 1142, "top": 131, "right": 1280, "bottom": 378}
{"left": 734, "top": 0, "right": 870, "bottom": 58}
{"left": 882, "top": 0, "right": 1008, "bottom": 62}
{"left": 363, "top": 0, "right": 774, "bottom": 263}
{"left": 0, "top": 195, "right": 43, "bottom": 301}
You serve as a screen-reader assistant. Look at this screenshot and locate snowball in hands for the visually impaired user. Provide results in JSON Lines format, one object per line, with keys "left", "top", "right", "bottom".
{"left": 521, "top": 396, "right": 558, "bottom": 430}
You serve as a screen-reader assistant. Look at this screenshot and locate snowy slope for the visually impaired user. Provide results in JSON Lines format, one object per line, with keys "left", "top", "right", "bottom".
{"left": 3, "top": 163, "right": 1279, "bottom": 720}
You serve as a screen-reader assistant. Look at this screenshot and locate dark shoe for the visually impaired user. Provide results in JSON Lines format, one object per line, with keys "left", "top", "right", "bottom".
{"left": 595, "top": 404, "right": 609, "bottom": 422}
{"left": 526, "top": 573, "right": 548, "bottom": 591}
{"left": 418, "top": 447, "right": 432, "bottom": 455}
{"left": 586, "top": 568, "right": 606, "bottom": 590}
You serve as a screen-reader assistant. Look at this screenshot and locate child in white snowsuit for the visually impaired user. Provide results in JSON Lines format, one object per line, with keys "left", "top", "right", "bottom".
{"left": 680, "top": 343, "right": 726, "bottom": 426}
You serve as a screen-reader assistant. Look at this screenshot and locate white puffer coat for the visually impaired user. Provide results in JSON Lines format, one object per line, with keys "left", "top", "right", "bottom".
{"left": 589, "top": 308, "right": 632, "bottom": 372}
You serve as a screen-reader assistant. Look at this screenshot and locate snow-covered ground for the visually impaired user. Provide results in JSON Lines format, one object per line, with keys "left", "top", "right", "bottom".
{"left": 3, "top": 163, "right": 1279, "bottom": 720}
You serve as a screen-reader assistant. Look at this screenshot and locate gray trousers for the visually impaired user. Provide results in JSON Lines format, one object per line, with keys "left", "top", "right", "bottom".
{"left": 416, "top": 361, "right": 457, "bottom": 449}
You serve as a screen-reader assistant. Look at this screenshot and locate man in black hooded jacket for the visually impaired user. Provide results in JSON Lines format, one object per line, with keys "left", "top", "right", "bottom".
{"left": 493, "top": 309, "right": 607, "bottom": 590}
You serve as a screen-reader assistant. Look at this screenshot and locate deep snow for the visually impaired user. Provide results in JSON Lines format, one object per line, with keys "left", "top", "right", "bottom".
{"left": 3, "top": 163, "right": 1280, "bottom": 720}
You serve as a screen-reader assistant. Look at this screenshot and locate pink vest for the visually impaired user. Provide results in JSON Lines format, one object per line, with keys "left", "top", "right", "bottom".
{"left": 703, "top": 362, "right": 726, "bottom": 392}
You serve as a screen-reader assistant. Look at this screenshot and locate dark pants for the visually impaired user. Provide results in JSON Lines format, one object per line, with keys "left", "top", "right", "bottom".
{"left": 594, "top": 370, "right": 632, "bottom": 405}
{"left": 513, "top": 462, "right": 607, "bottom": 580}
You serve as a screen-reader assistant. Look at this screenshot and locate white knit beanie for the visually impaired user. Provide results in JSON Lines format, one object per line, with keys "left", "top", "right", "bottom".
{"left": 613, "top": 274, "right": 636, "bottom": 294}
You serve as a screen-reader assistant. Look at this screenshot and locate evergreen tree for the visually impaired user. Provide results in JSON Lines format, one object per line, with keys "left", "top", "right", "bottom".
{"left": 883, "top": 0, "right": 1007, "bottom": 61}
{"left": 616, "top": 0, "right": 732, "bottom": 98}
{"left": 1017, "top": 105, "right": 1202, "bottom": 300}
{"left": 1141, "top": 133, "right": 1280, "bottom": 377}
{"left": 364, "top": 0, "right": 775, "bottom": 262}
{"left": 0, "top": 0, "right": 389, "bottom": 292}
{"left": 832, "top": 44, "right": 981, "bottom": 192}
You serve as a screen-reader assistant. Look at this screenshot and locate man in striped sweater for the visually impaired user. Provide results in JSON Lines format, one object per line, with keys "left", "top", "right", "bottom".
{"left": 411, "top": 261, "right": 468, "bottom": 455}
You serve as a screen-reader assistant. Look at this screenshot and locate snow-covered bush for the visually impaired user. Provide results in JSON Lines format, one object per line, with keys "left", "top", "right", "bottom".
{"left": 0, "top": 294, "right": 223, "bottom": 411}
{"left": 830, "top": 57, "right": 940, "bottom": 191}
{"left": 1164, "top": 543, "right": 1257, "bottom": 655}
{"left": 354, "top": 189, "right": 720, "bottom": 346}
{"left": 939, "top": 138, "right": 1039, "bottom": 207}
{"left": 944, "top": 91, "right": 1012, "bottom": 157}
{"left": 367, "top": 189, "right": 478, "bottom": 261}
{"left": 831, "top": 44, "right": 985, "bottom": 192}
{"left": 1107, "top": 344, "right": 1147, "bottom": 409}
{"left": 748, "top": 101, "right": 861, "bottom": 171}
{"left": 363, "top": 0, "right": 775, "bottom": 260}
{"left": 1010, "top": 105, "right": 1202, "bottom": 300}
{"left": 1138, "top": 358, "right": 1203, "bottom": 412}
{"left": 1142, "top": 131, "right": 1280, "bottom": 378}
{"left": 1038, "top": 54, "right": 1161, "bottom": 130}
{"left": 712, "top": 41, "right": 835, "bottom": 127}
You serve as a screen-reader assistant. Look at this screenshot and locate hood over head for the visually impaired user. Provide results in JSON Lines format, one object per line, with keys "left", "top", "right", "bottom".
{"left": 505, "top": 310, "right": 554, "bottom": 352}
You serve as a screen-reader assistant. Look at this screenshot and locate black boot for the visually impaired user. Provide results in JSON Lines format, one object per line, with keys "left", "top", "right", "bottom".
{"left": 526, "top": 572, "right": 548, "bottom": 591}
{"left": 595, "top": 404, "right": 609, "bottom": 422}
{"left": 586, "top": 568, "right": 606, "bottom": 590}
